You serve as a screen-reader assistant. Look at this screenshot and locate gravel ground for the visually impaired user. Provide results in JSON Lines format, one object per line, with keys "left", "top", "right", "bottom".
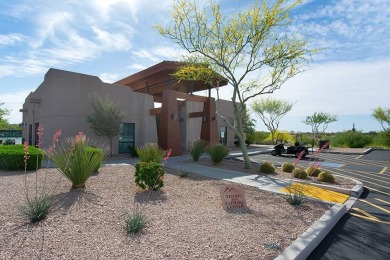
{"left": 0, "top": 165, "right": 330, "bottom": 260}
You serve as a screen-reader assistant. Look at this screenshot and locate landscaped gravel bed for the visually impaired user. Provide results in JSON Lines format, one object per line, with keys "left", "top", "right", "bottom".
{"left": 1, "top": 165, "right": 329, "bottom": 259}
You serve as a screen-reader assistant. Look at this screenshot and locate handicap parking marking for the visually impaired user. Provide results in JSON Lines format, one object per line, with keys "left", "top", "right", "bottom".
{"left": 308, "top": 161, "right": 344, "bottom": 168}
{"left": 280, "top": 183, "right": 350, "bottom": 204}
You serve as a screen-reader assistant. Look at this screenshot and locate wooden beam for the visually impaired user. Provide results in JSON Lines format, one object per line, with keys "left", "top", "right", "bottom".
{"left": 150, "top": 108, "right": 161, "bottom": 115}
{"left": 154, "top": 96, "right": 163, "bottom": 103}
{"left": 189, "top": 111, "right": 204, "bottom": 118}
{"left": 175, "top": 92, "right": 209, "bottom": 102}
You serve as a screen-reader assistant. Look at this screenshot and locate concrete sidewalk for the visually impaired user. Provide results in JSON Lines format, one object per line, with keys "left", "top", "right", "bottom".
{"left": 165, "top": 155, "right": 292, "bottom": 194}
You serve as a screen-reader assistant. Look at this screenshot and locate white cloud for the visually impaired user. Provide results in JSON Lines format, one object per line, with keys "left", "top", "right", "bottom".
{"left": 295, "top": 0, "right": 390, "bottom": 61}
{"left": 99, "top": 73, "right": 120, "bottom": 83}
{"left": 0, "top": 90, "right": 31, "bottom": 124}
{"left": 0, "top": 0, "right": 137, "bottom": 79}
{"left": 127, "top": 63, "right": 147, "bottom": 71}
{"left": 0, "top": 33, "right": 26, "bottom": 46}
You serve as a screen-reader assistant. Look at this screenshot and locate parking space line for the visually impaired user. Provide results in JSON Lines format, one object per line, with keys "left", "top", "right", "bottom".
{"left": 351, "top": 207, "right": 379, "bottom": 220}
{"left": 360, "top": 199, "right": 390, "bottom": 214}
{"left": 375, "top": 198, "right": 390, "bottom": 205}
{"left": 350, "top": 212, "right": 390, "bottom": 225}
{"left": 332, "top": 169, "right": 390, "bottom": 188}
{"left": 334, "top": 168, "right": 390, "bottom": 183}
{"left": 365, "top": 186, "right": 390, "bottom": 196}
{"left": 355, "top": 155, "right": 363, "bottom": 160}
{"left": 380, "top": 167, "right": 388, "bottom": 174}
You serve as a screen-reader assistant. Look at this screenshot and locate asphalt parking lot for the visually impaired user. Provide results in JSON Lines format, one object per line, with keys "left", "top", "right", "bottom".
{"left": 246, "top": 150, "right": 390, "bottom": 260}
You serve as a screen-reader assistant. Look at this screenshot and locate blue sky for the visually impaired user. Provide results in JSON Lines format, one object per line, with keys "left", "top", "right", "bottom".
{"left": 0, "top": 0, "right": 389, "bottom": 133}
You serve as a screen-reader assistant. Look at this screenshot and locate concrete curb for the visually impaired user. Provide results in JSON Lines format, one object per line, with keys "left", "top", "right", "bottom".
{"left": 320, "top": 148, "right": 373, "bottom": 155}
{"left": 275, "top": 203, "right": 346, "bottom": 260}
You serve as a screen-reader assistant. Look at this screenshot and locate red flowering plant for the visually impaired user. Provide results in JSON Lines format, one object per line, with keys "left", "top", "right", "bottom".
{"left": 21, "top": 124, "right": 53, "bottom": 223}
{"left": 50, "top": 132, "right": 109, "bottom": 189}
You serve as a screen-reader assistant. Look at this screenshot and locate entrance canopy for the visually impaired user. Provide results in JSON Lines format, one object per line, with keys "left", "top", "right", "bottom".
{"left": 114, "top": 61, "right": 228, "bottom": 101}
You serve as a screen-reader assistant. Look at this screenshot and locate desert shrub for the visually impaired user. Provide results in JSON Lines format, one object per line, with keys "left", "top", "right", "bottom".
{"left": 189, "top": 139, "right": 207, "bottom": 161}
{"left": 318, "top": 171, "right": 335, "bottom": 183}
{"left": 264, "top": 130, "right": 294, "bottom": 144}
{"left": 306, "top": 166, "right": 321, "bottom": 177}
{"left": 206, "top": 143, "right": 230, "bottom": 165}
{"left": 247, "top": 131, "right": 269, "bottom": 144}
{"left": 134, "top": 161, "right": 165, "bottom": 190}
{"left": 124, "top": 210, "right": 147, "bottom": 235}
{"left": 51, "top": 134, "right": 109, "bottom": 189}
{"left": 331, "top": 131, "right": 372, "bottom": 148}
{"left": 259, "top": 161, "right": 275, "bottom": 174}
{"left": 0, "top": 145, "right": 43, "bottom": 170}
{"left": 371, "top": 131, "right": 390, "bottom": 147}
{"left": 281, "top": 162, "right": 295, "bottom": 173}
{"left": 292, "top": 168, "right": 307, "bottom": 179}
{"left": 20, "top": 194, "right": 52, "bottom": 223}
{"left": 136, "top": 143, "right": 166, "bottom": 162}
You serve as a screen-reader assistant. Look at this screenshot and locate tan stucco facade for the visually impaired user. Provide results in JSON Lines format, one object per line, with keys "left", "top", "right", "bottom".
{"left": 21, "top": 67, "right": 235, "bottom": 154}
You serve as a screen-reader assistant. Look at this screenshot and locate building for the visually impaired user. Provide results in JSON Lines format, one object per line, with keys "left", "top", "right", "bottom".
{"left": 21, "top": 61, "right": 234, "bottom": 155}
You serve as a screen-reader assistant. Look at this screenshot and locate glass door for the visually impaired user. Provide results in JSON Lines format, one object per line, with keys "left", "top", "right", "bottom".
{"left": 119, "top": 123, "right": 135, "bottom": 154}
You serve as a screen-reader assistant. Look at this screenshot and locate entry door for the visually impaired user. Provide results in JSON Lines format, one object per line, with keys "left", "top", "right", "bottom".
{"left": 219, "top": 126, "right": 227, "bottom": 145}
{"left": 119, "top": 123, "right": 135, "bottom": 154}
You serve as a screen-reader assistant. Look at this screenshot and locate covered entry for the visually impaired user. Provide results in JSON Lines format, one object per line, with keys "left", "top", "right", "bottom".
{"left": 115, "top": 61, "right": 228, "bottom": 156}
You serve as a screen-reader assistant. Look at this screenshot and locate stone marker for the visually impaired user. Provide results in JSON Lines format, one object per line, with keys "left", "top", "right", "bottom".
{"left": 220, "top": 184, "right": 247, "bottom": 210}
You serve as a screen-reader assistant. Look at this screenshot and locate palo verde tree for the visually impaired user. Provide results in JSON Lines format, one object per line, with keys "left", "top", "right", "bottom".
{"left": 303, "top": 111, "right": 338, "bottom": 146}
{"left": 0, "top": 101, "right": 10, "bottom": 129}
{"left": 87, "top": 93, "right": 125, "bottom": 157}
{"left": 372, "top": 107, "right": 390, "bottom": 132}
{"left": 155, "top": 0, "right": 316, "bottom": 168}
{"left": 251, "top": 97, "right": 293, "bottom": 144}
{"left": 373, "top": 107, "right": 390, "bottom": 146}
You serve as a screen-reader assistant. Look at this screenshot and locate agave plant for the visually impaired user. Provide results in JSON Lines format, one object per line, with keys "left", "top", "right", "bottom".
{"left": 51, "top": 133, "right": 109, "bottom": 189}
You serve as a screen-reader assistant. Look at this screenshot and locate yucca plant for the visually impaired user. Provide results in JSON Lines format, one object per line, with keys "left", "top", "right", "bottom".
{"left": 136, "top": 143, "right": 166, "bottom": 162}
{"left": 206, "top": 143, "right": 230, "bottom": 165}
{"left": 51, "top": 133, "right": 109, "bottom": 189}
{"left": 124, "top": 209, "right": 147, "bottom": 235}
{"left": 20, "top": 194, "right": 52, "bottom": 223}
{"left": 286, "top": 185, "right": 306, "bottom": 206}
{"left": 189, "top": 139, "right": 208, "bottom": 161}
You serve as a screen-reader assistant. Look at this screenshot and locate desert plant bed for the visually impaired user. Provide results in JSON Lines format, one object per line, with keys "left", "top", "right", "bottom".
{"left": 192, "top": 158, "right": 356, "bottom": 189}
{"left": 0, "top": 165, "right": 329, "bottom": 259}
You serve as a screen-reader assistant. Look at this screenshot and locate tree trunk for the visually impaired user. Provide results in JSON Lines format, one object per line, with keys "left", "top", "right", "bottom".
{"left": 238, "top": 134, "right": 251, "bottom": 169}
{"left": 109, "top": 138, "right": 113, "bottom": 157}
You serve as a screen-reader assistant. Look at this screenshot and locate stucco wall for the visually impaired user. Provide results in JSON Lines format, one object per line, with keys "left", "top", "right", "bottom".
{"left": 22, "top": 69, "right": 157, "bottom": 154}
